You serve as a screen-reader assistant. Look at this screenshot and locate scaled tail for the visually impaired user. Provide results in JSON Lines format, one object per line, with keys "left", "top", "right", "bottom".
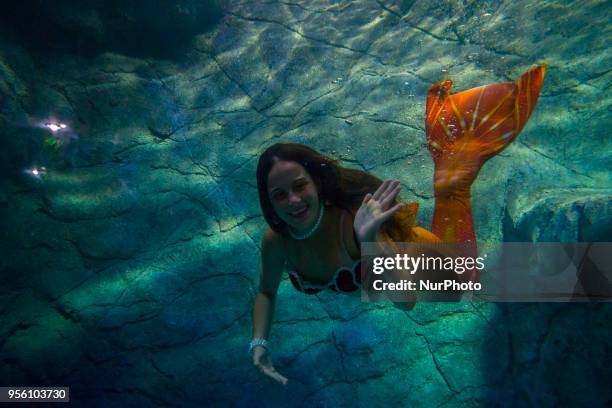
{"left": 426, "top": 65, "right": 547, "bottom": 263}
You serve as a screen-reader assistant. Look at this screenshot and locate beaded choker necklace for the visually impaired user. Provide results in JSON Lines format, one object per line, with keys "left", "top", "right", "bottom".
{"left": 288, "top": 204, "right": 325, "bottom": 240}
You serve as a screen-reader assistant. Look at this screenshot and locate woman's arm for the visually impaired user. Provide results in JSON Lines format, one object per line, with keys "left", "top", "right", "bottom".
{"left": 251, "top": 228, "right": 288, "bottom": 385}
{"left": 354, "top": 180, "right": 455, "bottom": 305}
{"left": 353, "top": 180, "right": 417, "bottom": 306}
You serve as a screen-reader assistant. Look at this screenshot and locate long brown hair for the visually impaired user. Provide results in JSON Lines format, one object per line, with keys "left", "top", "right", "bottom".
{"left": 256, "top": 143, "right": 393, "bottom": 238}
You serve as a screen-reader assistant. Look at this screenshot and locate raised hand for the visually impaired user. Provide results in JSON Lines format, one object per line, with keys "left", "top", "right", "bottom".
{"left": 252, "top": 346, "right": 288, "bottom": 386}
{"left": 354, "top": 180, "right": 405, "bottom": 243}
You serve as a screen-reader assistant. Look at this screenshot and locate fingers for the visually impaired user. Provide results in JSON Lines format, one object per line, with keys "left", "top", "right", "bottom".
{"left": 381, "top": 202, "right": 405, "bottom": 222}
{"left": 254, "top": 353, "right": 289, "bottom": 386}
{"left": 372, "top": 180, "right": 391, "bottom": 201}
{"left": 362, "top": 193, "right": 372, "bottom": 205}
{"left": 268, "top": 368, "right": 289, "bottom": 385}
{"left": 371, "top": 180, "right": 401, "bottom": 211}
{"left": 379, "top": 182, "right": 401, "bottom": 209}
{"left": 260, "top": 364, "right": 288, "bottom": 385}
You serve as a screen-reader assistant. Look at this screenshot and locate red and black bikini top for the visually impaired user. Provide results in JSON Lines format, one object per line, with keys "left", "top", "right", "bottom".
{"left": 287, "top": 260, "right": 362, "bottom": 294}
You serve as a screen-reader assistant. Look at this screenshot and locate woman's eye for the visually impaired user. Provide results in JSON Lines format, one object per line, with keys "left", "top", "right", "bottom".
{"left": 294, "top": 183, "right": 307, "bottom": 191}
{"left": 272, "top": 191, "right": 287, "bottom": 201}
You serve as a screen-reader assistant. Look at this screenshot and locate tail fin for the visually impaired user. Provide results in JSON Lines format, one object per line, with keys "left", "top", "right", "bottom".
{"left": 426, "top": 65, "right": 547, "bottom": 250}
{"left": 426, "top": 64, "right": 547, "bottom": 163}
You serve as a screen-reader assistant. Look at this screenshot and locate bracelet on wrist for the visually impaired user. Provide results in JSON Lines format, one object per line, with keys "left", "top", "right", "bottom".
{"left": 248, "top": 338, "right": 269, "bottom": 354}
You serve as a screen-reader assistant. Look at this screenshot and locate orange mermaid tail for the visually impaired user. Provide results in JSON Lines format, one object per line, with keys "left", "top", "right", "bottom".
{"left": 426, "top": 65, "right": 547, "bottom": 279}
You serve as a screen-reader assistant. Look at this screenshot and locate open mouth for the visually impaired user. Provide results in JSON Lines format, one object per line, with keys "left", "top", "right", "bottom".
{"left": 289, "top": 206, "right": 309, "bottom": 219}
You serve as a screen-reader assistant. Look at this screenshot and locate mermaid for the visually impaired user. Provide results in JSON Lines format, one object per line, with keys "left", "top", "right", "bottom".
{"left": 251, "top": 65, "right": 547, "bottom": 385}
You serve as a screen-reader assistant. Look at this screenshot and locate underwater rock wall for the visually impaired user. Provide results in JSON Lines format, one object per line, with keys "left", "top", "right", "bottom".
{"left": 1, "top": 0, "right": 611, "bottom": 406}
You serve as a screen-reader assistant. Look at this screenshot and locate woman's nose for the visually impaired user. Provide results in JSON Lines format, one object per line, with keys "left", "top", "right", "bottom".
{"left": 287, "top": 191, "right": 301, "bottom": 204}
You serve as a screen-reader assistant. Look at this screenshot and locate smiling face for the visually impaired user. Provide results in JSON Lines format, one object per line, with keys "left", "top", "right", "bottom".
{"left": 267, "top": 160, "right": 321, "bottom": 233}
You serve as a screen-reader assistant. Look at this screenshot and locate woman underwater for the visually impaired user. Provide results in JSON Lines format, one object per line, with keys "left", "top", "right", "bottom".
{"left": 251, "top": 65, "right": 547, "bottom": 385}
